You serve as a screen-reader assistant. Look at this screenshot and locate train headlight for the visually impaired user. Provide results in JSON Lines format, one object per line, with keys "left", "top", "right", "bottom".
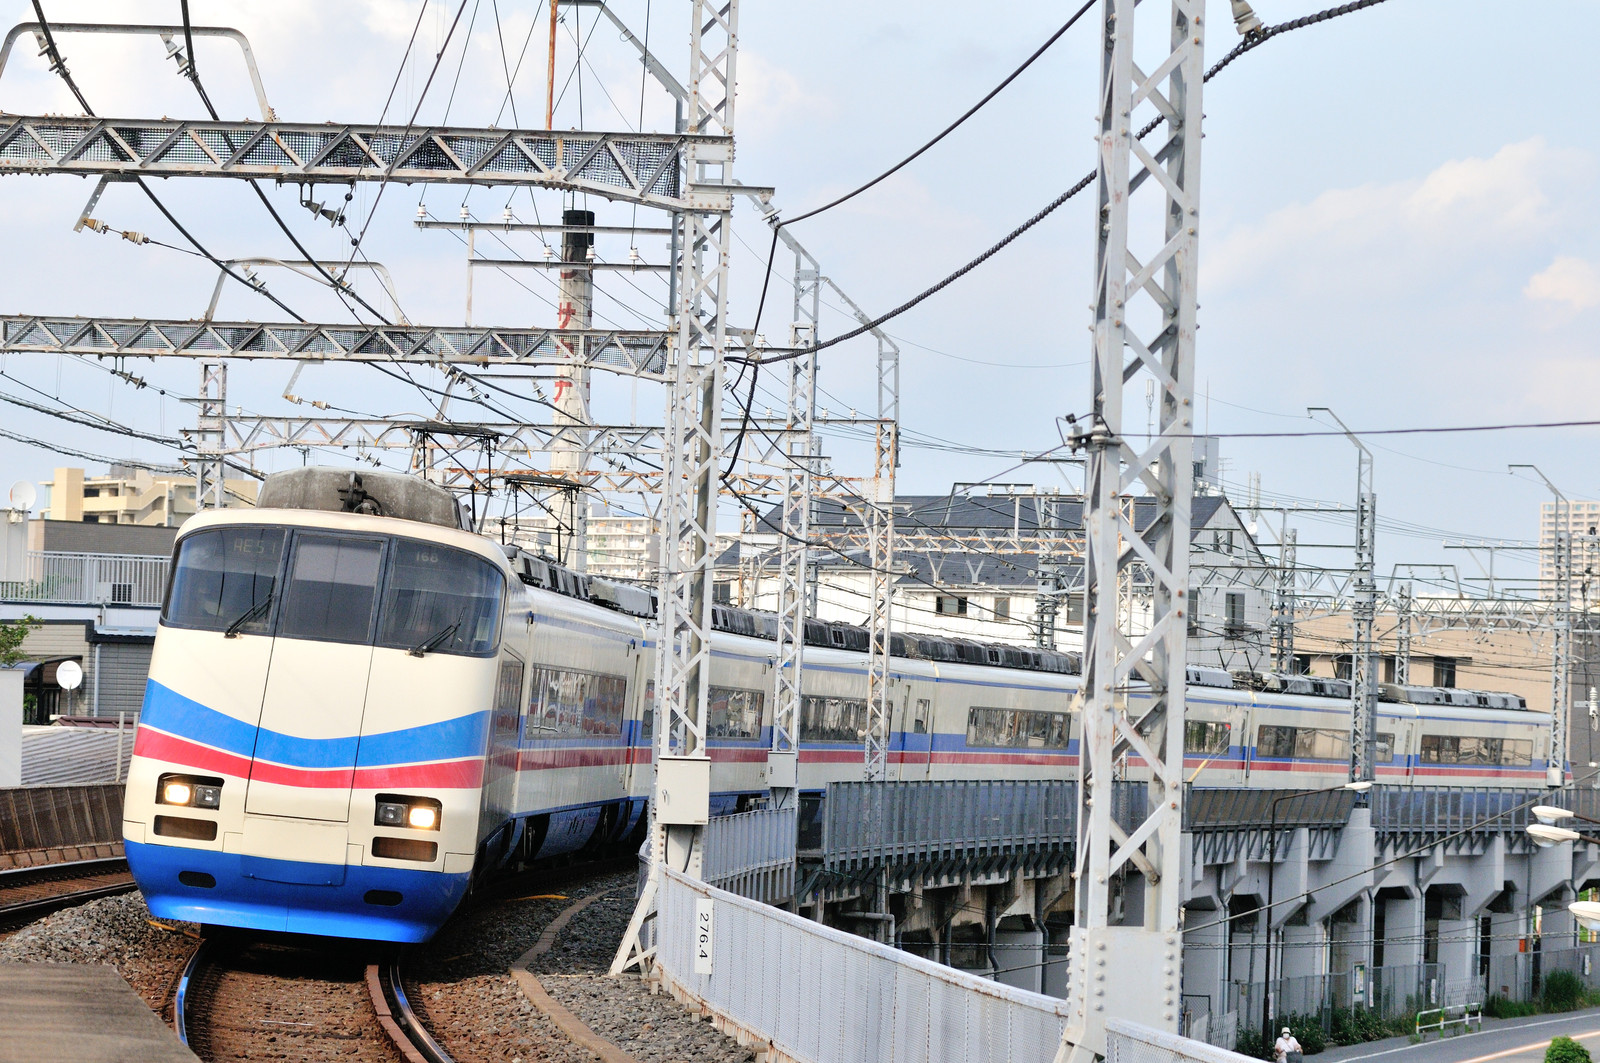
{"left": 157, "top": 774, "right": 222, "bottom": 809}
{"left": 375, "top": 794, "right": 441, "bottom": 831}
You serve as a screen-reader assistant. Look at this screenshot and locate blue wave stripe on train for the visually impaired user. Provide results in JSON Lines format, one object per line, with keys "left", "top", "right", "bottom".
{"left": 141, "top": 679, "right": 491, "bottom": 770}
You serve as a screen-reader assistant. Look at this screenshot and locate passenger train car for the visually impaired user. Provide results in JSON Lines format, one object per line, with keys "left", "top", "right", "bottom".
{"left": 122, "top": 469, "right": 1554, "bottom": 942}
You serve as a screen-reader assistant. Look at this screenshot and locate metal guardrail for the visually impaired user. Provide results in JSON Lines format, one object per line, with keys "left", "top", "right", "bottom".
{"left": 656, "top": 866, "right": 1070, "bottom": 1063}
{"left": 1415, "top": 1003, "right": 1482, "bottom": 1040}
{"left": 0, "top": 784, "right": 123, "bottom": 853}
{"left": 703, "top": 806, "right": 796, "bottom": 904}
{"left": 821, "top": 780, "right": 1077, "bottom": 871}
{"left": 0, "top": 551, "right": 168, "bottom": 606}
{"left": 1369, "top": 786, "right": 1543, "bottom": 838}
{"left": 1187, "top": 787, "right": 1355, "bottom": 830}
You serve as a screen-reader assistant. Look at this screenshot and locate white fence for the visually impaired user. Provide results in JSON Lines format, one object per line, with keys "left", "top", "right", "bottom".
{"left": 1106, "top": 1017, "right": 1258, "bottom": 1063}
{"left": 1, "top": 552, "right": 168, "bottom": 606}
{"left": 655, "top": 865, "right": 1071, "bottom": 1063}
{"left": 703, "top": 806, "right": 796, "bottom": 904}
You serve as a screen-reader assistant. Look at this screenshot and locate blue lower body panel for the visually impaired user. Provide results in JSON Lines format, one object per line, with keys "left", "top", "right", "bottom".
{"left": 126, "top": 840, "right": 471, "bottom": 943}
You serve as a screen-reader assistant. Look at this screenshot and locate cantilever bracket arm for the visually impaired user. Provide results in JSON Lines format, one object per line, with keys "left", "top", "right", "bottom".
{"left": 0, "top": 22, "right": 276, "bottom": 120}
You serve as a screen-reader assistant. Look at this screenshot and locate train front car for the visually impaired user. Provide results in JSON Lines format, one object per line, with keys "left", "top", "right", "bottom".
{"left": 122, "top": 470, "right": 513, "bottom": 942}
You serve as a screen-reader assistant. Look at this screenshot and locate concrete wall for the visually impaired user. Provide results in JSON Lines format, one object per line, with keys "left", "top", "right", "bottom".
{"left": 0, "top": 669, "right": 20, "bottom": 786}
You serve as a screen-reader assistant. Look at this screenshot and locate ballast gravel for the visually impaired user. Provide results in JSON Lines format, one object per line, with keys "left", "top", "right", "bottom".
{"left": 2, "top": 868, "right": 755, "bottom": 1063}
{"left": 531, "top": 884, "right": 757, "bottom": 1063}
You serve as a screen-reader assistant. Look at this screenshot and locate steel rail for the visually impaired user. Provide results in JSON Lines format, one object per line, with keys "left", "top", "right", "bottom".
{"left": 369, "top": 963, "right": 456, "bottom": 1063}
{"left": 171, "top": 938, "right": 208, "bottom": 1046}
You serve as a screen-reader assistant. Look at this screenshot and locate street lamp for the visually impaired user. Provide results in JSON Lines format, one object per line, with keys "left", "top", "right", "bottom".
{"left": 1261, "top": 780, "right": 1373, "bottom": 1047}
{"left": 1570, "top": 901, "right": 1600, "bottom": 933}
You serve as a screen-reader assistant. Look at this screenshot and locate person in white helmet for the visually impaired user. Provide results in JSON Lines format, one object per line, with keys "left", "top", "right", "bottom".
{"left": 1275, "top": 1026, "right": 1303, "bottom": 1063}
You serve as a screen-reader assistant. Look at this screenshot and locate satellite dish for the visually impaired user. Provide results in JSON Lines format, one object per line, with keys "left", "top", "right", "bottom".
{"left": 8, "top": 481, "right": 36, "bottom": 512}
{"left": 56, "top": 659, "right": 83, "bottom": 692}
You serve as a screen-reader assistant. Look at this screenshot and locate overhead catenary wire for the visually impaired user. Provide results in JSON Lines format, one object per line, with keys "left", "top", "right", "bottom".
{"left": 175, "top": 0, "right": 400, "bottom": 329}
{"left": 736, "top": 0, "right": 1396, "bottom": 370}
{"left": 26, "top": 0, "right": 306, "bottom": 323}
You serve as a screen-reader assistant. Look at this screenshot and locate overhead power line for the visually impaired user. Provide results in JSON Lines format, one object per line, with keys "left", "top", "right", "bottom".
{"left": 735, "top": 0, "right": 1396, "bottom": 369}
{"left": 27, "top": 0, "right": 305, "bottom": 321}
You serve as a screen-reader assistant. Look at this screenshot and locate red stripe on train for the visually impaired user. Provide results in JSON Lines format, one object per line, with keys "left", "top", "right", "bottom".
{"left": 133, "top": 727, "right": 485, "bottom": 789}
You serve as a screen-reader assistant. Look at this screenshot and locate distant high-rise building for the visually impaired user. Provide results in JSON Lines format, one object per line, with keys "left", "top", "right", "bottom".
{"left": 1541, "top": 499, "right": 1600, "bottom": 607}
{"left": 41, "top": 465, "right": 257, "bottom": 527}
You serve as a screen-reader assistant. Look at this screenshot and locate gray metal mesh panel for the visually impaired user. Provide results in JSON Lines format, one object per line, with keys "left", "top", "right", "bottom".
{"left": 657, "top": 867, "right": 1069, "bottom": 1063}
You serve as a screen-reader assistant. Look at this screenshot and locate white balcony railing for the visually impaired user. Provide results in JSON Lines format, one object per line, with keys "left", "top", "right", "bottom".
{"left": 1, "top": 551, "right": 169, "bottom": 606}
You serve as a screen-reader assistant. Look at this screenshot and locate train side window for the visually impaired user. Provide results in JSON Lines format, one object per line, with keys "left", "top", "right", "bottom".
{"left": 1256, "top": 725, "right": 1296, "bottom": 758}
{"left": 278, "top": 535, "right": 384, "bottom": 644}
{"left": 966, "top": 706, "right": 1069, "bottom": 749}
{"left": 376, "top": 539, "right": 504, "bottom": 657}
{"left": 913, "top": 699, "right": 930, "bottom": 734}
{"left": 801, "top": 695, "right": 869, "bottom": 743}
{"left": 1502, "top": 739, "right": 1533, "bottom": 766}
{"left": 1185, "top": 721, "right": 1230, "bottom": 755}
{"left": 708, "top": 687, "right": 764, "bottom": 739}
{"left": 1376, "top": 732, "right": 1395, "bottom": 760}
{"left": 493, "top": 659, "right": 524, "bottom": 739}
{"left": 163, "top": 526, "right": 286, "bottom": 634}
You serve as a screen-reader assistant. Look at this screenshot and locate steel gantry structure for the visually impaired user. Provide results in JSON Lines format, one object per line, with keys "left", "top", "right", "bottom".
{"left": 1059, "top": 0, "right": 1210, "bottom": 1054}
{"left": 1312, "top": 407, "right": 1379, "bottom": 783}
{"left": 1512, "top": 464, "right": 1572, "bottom": 788}
{"left": 0, "top": 1, "right": 741, "bottom": 971}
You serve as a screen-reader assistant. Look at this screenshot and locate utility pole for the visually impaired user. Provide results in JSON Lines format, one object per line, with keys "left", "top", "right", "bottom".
{"left": 1060, "top": 0, "right": 1215, "bottom": 1054}
{"left": 612, "top": 0, "right": 739, "bottom": 975}
{"left": 1311, "top": 407, "right": 1377, "bottom": 783}
{"left": 1512, "top": 463, "right": 1570, "bottom": 788}
{"left": 1394, "top": 582, "right": 1412, "bottom": 685}
{"left": 768, "top": 269, "right": 818, "bottom": 812}
{"left": 193, "top": 362, "right": 226, "bottom": 510}
{"left": 1271, "top": 528, "right": 1296, "bottom": 672}
{"left": 1035, "top": 494, "right": 1062, "bottom": 650}
{"left": 550, "top": 208, "right": 595, "bottom": 571}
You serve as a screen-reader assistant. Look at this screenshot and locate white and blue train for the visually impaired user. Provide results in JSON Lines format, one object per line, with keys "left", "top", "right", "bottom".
{"left": 121, "top": 469, "right": 1553, "bottom": 942}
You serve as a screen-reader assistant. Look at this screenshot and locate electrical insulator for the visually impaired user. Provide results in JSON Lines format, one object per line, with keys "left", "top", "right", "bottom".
{"left": 628, "top": 246, "right": 640, "bottom": 264}
{"left": 543, "top": 245, "right": 555, "bottom": 260}
{"left": 121, "top": 230, "right": 148, "bottom": 245}
{"left": 502, "top": 206, "right": 513, "bottom": 224}
{"left": 416, "top": 203, "right": 427, "bottom": 220}
{"left": 83, "top": 218, "right": 109, "bottom": 234}
{"left": 459, "top": 204, "right": 470, "bottom": 222}
{"left": 585, "top": 246, "right": 596, "bottom": 262}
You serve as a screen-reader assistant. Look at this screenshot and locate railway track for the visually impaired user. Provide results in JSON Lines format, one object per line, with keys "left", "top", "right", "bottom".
{"left": 0, "top": 856, "right": 134, "bottom": 928}
{"left": 176, "top": 938, "right": 454, "bottom": 1063}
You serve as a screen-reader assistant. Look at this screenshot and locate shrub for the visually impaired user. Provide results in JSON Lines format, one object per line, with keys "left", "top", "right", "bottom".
{"left": 1486, "top": 995, "right": 1538, "bottom": 1019}
{"left": 1543, "top": 971, "right": 1586, "bottom": 1012}
{"left": 1234, "top": 1025, "right": 1273, "bottom": 1062}
{"left": 1547, "top": 1036, "right": 1592, "bottom": 1063}
{"left": 1283, "top": 1015, "right": 1326, "bottom": 1055}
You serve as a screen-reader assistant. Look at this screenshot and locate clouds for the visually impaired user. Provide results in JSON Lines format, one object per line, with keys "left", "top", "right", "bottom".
{"left": 1526, "top": 256, "right": 1600, "bottom": 313}
{"left": 1206, "top": 137, "right": 1595, "bottom": 302}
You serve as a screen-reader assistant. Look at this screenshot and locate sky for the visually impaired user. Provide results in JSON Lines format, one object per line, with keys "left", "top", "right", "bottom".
{"left": 0, "top": 0, "right": 1595, "bottom": 595}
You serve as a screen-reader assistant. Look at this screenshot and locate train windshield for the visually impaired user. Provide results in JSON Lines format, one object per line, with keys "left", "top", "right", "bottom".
{"left": 164, "top": 526, "right": 503, "bottom": 656}
{"left": 163, "top": 527, "right": 286, "bottom": 634}
{"left": 376, "top": 538, "right": 503, "bottom": 657}
{"left": 279, "top": 535, "right": 384, "bottom": 645}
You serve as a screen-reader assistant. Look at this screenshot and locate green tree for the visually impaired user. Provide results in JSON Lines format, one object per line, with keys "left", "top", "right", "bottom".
{"left": 0, "top": 614, "right": 40, "bottom": 667}
{"left": 1547, "top": 1036, "right": 1592, "bottom": 1063}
